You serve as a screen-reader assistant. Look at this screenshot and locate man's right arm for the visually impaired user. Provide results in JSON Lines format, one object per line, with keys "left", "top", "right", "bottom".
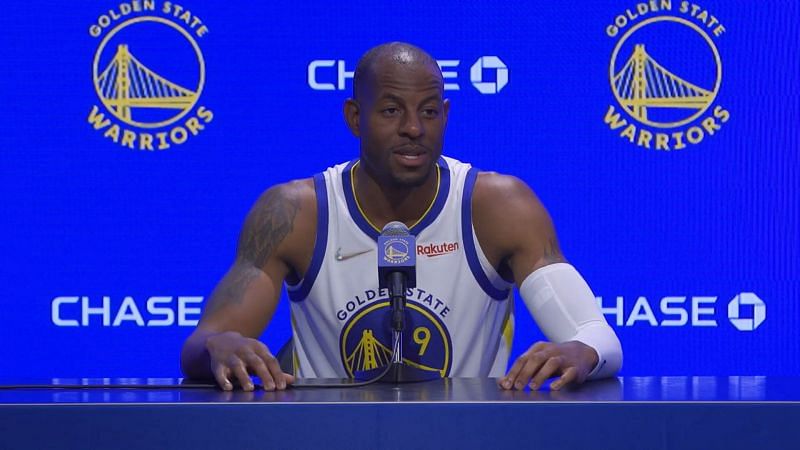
{"left": 180, "top": 179, "right": 315, "bottom": 391}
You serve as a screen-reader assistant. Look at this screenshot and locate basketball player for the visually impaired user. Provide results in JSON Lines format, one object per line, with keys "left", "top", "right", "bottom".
{"left": 181, "top": 42, "right": 622, "bottom": 392}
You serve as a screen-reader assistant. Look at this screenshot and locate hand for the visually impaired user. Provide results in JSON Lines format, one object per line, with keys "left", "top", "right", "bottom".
{"left": 498, "top": 341, "right": 598, "bottom": 391}
{"left": 205, "top": 331, "right": 294, "bottom": 391}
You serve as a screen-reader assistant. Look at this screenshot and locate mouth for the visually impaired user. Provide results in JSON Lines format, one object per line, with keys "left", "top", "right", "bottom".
{"left": 392, "top": 147, "right": 429, "bottom": 167}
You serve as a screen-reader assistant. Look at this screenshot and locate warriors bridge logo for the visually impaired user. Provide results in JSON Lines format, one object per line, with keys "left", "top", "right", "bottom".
{"left": 604, "top": 1, "right": 729, "bottom": 150}
{"left": 382, "top": 238, "right": 411, "bottom": 264}
{"left": 87, "top": 1, "right": 213, "bottom": 150}
{"left": 339, "top": 299, "right": 453, "bottom": 378}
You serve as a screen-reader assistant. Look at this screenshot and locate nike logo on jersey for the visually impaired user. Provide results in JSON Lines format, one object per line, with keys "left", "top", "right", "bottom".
{"left": 335, "top": 248, "right": 373, "bottom": 261}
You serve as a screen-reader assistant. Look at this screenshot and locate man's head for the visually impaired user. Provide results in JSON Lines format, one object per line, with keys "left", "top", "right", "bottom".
{"left": 344, "top": 42, "right": 450, "bottom": 188}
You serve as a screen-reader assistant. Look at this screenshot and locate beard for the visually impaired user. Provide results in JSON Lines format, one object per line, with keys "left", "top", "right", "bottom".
{"left": 387, "top": 164, "right": 434, "bottom": 188}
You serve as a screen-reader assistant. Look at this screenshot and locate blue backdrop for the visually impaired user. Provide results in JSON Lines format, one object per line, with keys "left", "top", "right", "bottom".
{"left": 1, "top": 0, "right": 798, "bottom": 377}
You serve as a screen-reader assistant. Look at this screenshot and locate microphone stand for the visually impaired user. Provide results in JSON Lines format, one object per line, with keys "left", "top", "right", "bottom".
{"left": 355, "top": 273, "right": 440, "bottom": 383}
{"left": 390, "top": 271, "right": 405, "bottom": 365}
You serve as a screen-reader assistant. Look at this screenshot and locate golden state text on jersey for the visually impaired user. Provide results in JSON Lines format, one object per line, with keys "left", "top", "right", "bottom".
{"left": 339, "top": 293, "right": 453, "bottom": 378}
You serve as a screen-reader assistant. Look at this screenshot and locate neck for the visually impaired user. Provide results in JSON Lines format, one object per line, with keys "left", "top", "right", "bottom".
{"left": 353, "top": 161, "right": 439, "bottom": 231}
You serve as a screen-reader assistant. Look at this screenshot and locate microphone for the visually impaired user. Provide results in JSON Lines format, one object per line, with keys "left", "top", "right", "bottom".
{"left": 358, "top": 222, "right": 436, "bottom": 383}
{"left": 377, "top": 221, "right": 417, "bottom": 332}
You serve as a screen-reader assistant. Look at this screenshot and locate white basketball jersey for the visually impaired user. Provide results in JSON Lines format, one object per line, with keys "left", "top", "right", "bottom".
{"left": 286, "top": 156, "right": 514, "bottom": 378}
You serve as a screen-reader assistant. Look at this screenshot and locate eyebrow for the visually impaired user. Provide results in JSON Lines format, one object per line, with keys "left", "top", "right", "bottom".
{"left": 378, "top": 93, "right": 442, "bottom": 105}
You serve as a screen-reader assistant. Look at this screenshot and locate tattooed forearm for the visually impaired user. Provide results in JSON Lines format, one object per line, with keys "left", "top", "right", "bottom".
{"left": 237, "top": 185, "right": 300, "bottom": 268}
{"left": 205, "top": 264, "right": 264, "bottom": 313}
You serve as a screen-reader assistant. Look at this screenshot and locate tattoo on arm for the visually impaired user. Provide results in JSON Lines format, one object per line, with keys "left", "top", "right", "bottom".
{"left": 206, "top": 185, "right": 300, "bottom": 312}
{"left": 206, "top": 264, "right": 264, "bottom": 313}
{"left": 238, "top": 185, "right": 300, "bottom": 268}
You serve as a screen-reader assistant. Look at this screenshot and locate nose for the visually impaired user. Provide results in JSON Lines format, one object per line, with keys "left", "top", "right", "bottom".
{"left": 399, "top": 111, "right": 424, "bottom": 139}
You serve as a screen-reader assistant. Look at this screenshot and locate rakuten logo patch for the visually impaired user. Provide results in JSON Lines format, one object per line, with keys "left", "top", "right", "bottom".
{"left": 417, "top": 242, "right": 459, "bottom": 257}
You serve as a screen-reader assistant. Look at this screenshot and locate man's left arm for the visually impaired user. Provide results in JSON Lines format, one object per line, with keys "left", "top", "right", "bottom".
{"left": 472, "top": 172, "right": 622, "bottom": 390}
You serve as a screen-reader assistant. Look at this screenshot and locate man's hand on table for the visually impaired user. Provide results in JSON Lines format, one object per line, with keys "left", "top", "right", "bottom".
{"left": 498, "top": 341, "right": 599, "bottom": 391}
{"left": 205, "top": 331, "right": 294, "bottom": 391}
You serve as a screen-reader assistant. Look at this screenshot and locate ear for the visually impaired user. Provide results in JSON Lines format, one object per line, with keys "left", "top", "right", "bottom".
{"left": 442, "top": 98, "right": 451, "bottom": 129}
{"left": 343, "top": 98, "right": 361, "bottom": 137}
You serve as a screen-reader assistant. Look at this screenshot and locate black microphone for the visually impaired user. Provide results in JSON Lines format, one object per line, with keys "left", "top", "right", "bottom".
{"left": 377, "top": 221, "right": 417, "bottom": 332}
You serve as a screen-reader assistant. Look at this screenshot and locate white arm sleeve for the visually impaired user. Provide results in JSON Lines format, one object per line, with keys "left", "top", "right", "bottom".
{"left": 519, "top": 263, "right": 622, "bottom": 379}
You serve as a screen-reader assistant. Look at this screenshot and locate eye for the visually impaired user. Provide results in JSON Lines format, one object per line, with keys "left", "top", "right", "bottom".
{"left": 421, "top": 108, "right": 439, "bottom": 118}
{"left": 382, "top": 107, "right": 400, "bottom": 117}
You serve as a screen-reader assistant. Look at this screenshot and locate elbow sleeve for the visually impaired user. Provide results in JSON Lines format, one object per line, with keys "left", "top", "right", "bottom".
{"left": 519, "top": 263, "right": 622, "bottom": 379}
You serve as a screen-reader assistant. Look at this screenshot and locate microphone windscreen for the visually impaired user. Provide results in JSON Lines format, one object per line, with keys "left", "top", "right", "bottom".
{"left": 377, "top": 221, "right": 416, "bottom": 289}
{"left": 381, "top": 221, "right": 409, "bottom": 236}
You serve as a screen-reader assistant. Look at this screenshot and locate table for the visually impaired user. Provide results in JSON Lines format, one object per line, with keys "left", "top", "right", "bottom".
{"left": 1, "top": 377, "right": 798, "bottom": 449}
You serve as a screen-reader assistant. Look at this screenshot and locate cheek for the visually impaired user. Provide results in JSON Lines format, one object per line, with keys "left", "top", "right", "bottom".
{"left": 425, "top": 123, "right": 446, "bottom": 142}
{"left": 364, "top": 126, "right": 395, "bottom": 145}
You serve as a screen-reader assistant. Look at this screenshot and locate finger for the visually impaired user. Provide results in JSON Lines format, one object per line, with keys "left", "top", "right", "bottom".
{"left": 530, "top": 356, "right": 563, "bottom": 390}
{"left": 243, "top": 351, "right": 275, "bottom": 391}
{"left": 502, "top": 342, "right": 554, "bottom": 390}
{"left": 253, "top": 345, "right": 285, "bottom": 390}
{"left": 501, "top": 354, "right": 529, "bottom": 390}
{"left": 515, "top": 353, "right": 548, "bottom": 390}
{"left": 264, "top": 354, "right": 287, "bottom": 390}
{"left": 531, "top": 341, "right": 549, "bottom": 353}
{"left": 228, "top": 357, "right": 254, "bottom": 391}
{"left": 576, "top": 364, "right": 590, "bottom": 385}
{"left": 551, "top": 366, "right": 578, "bottom": 391}
{"left": 212, "top": 362, "right": 233, "bottom": 391}
{"left": 282, "top": 373, "right": 295, "bottom": 385}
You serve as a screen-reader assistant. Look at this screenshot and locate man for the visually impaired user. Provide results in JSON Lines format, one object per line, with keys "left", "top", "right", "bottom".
{"left": 181, "top": 42, "right": 621, "bottom": 392}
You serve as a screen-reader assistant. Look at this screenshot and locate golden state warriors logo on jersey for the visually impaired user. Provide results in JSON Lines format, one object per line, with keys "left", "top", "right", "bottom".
{"left": 87, "top": 2, "right": 213, "bottom": 151}
{"left": 603, "top": 2, "right": 729, "bottom": 150}
{"left": 340, "top": 299, "right": 453, "bottom": 378}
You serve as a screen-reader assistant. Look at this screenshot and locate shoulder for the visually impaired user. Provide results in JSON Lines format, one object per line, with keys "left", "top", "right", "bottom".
{"left": 239, "top": 178, "right": 317, "bottom": 268}
{"left": 244, "top": 178, "right": 316, "bottom": 232}
{"left": 472, "top": 171, "right": 550, "bottom": 226}
{"left": 253, "top": 178, "right": 316, "bottom": 210}
{"left": 471, "top": 171, "right": 560, "bottom": 278}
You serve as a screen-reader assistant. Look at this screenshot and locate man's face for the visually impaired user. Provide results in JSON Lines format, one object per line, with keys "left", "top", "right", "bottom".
{"left": 350, "top": 61, "right": 449, "bottom": 188}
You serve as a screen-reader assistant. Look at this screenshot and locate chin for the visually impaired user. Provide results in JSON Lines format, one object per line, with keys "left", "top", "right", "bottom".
{"left": 390, "top": 167, "right": 434, "bottom": 188}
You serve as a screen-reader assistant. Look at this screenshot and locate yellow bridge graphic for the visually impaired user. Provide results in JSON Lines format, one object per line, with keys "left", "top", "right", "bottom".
{"left": 345, "top": 329, "right": 442, "bottom": 375}
{"left": 613, "top": 44, "right": 713, "bottom": 121}
{"left": 95, "top": 44, "right": 197, "bottom": 121}
{"left": 385, "top": 245, "right": 408, "bottom": 259}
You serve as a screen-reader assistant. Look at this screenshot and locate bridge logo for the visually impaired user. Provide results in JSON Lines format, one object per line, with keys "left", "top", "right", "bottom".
{"left": 383, "top": 238, "right": 410, "bottom": 264}
{"left": 93, "top": 17, "right": 204, "bottom": 129}
{"left": 604, "top": 4, "right": 729, "bottom": 150}
{"left": 87, "top": 5, "right": 213, "bottom": 151}
{"left": 340, "top": 300, "right": 452, "bottom": 378}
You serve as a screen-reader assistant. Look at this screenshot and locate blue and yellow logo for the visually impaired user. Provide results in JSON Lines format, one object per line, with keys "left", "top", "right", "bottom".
{"left": 382, "top": 238, "right": 411, "bottom": 264}
{"left": 87, "top": 2, "right": 213, "bottom": 150}
{"left": 604, "top": 2, "right": 729, "bottom": 150}
{"left": 339, "top": 300, "right": 452, "bottom": 378}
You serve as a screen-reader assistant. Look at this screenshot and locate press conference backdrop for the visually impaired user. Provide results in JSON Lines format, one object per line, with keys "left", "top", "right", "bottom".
{"left": 1, "top": 0, "right": 797, "bottom": 378}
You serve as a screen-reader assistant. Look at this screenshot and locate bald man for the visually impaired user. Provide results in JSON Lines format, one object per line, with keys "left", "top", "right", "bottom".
{"left": 181, "top": 42, "right": 622, "bottom": 392}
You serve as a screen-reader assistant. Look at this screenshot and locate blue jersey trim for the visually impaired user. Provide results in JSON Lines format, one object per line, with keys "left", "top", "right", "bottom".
{"left": 342, "top": 158, "right": 451, "bottom": 241}
{"left": 461, "top": 167, "right": 511, "bottom": 301}
{"left": 288, "top": 173, "right": 329, "bottom": 302}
